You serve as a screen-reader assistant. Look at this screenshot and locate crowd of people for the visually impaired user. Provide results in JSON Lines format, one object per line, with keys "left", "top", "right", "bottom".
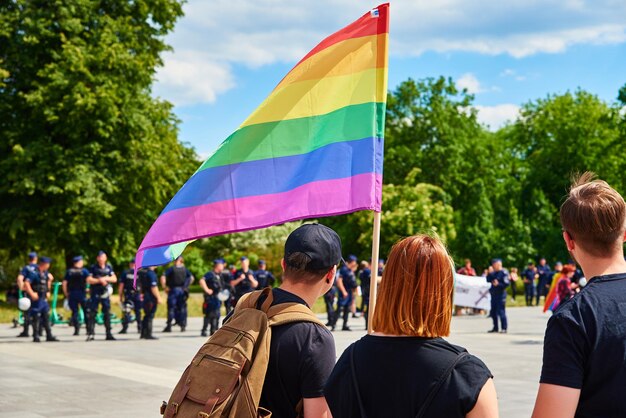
{"left": 9, "top": 172, "right": 626, "bottom": 418}
{"left": 160, "top": 172, "right": 626, "bottom": 418}
{"left": 11, "top": 246, "right": 386, "bottom": 343}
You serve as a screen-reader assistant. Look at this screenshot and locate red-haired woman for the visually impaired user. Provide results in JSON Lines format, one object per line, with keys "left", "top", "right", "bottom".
{"left": 325, "top": 235, "right": 498, "bottom": 418}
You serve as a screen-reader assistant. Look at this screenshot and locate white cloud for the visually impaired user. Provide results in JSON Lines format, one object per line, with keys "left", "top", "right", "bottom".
{"left": 154, "top": 0, "right": 626, "bottom": 106}
{"left": 153, "top": 52, "right": 235, "bottom": 106}
{"left": 474, "top": 104, "right": 521, "bottom": 130}
{"left": 457, "top": 73, "right": 483, "bottom": 94}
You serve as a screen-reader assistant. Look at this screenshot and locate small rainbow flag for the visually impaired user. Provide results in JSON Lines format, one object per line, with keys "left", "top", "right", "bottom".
{"left": 136, "top": 4, "right": 389, "bottom": 268}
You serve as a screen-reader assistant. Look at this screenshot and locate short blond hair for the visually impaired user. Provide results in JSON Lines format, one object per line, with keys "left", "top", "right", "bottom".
{"left": 560, "top": 172, "right": 626, "bottom": 257}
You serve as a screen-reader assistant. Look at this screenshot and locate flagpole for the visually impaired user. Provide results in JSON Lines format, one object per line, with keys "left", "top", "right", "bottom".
{"left": 367, "top": 210, "right": 382, "bottom": 333}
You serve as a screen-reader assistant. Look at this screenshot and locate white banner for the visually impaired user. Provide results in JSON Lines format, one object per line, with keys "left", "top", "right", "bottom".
{"left": 454, "top": 274, "right": 491, "bottom": 310}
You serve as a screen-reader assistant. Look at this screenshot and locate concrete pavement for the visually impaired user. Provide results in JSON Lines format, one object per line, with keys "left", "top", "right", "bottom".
{"left": 0, "top": 306, "right": 549, "bottom": 417}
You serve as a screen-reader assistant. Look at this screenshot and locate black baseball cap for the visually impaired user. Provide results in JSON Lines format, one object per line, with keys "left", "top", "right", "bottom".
{"left": 284, "top": 223, "right": 343, "bottom": 271}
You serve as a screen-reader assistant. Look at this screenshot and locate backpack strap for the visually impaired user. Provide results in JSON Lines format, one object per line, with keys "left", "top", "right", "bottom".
{"left": 266, "top": 302, "right": 326, "bottom": 327}
{"left": 349, "top": 344, "right": 368, "bottom": 418}
{"left": 415, "top": 352, "right": 469, "bottom": 418}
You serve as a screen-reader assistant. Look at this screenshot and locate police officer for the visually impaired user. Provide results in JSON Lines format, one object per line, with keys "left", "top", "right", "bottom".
{"left": 200, "top": 259, "right": 224, "bottom": 337}
{"left": 87, "top": 250, "right": 117, "bottom": 341}
{"left": 118, "top": 258, "right": 142, "bottom": 335}
{"left": 324, "top": 276, "right": 338, "bottom": 328}
{"left": 522, "top": 262, "right": 538, "bottom": 306}
{"left": 359, "top": 261, "right": 372, "bottom": 330}
{"left": 334, "top": 255, "right": 358, "bottom": 331}
{"left": 139, "top": 266, "right": 161, "bottom": 340}
{"left": 231, "top": 256, "right": 258, "bottom": 305}
{"left": 161, "top": 256, "right": 194, "bottom": 332}
{"left": 62, "top": 255, "right": 92, "bottom": 335}
{"left": 22, "top": 256, "right": 59, "bottom": 342}
{"left": 486, "top": 258, "right": 510, "bottom": 333}
{"left": 536, "top": 258, "right": 552, "bottom": 305}
{"left": 254, "top": 260, "right": 275, "bottom": 289}
{"left": 16, "top": 251, "right": 38, "bottom": 338}
{"left": 220, "top": 264, "right": 234, "bottom": 314}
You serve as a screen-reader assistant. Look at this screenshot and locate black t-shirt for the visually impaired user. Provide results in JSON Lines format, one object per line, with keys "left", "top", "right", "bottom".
{"left": 259, "top": 288, "right": 336, "bottom": 418}
{"left": 325, "top": 335, "right": 492, "bottom": 418}
{"left": 540, "top": 272, "right": 626, "bottom": 418}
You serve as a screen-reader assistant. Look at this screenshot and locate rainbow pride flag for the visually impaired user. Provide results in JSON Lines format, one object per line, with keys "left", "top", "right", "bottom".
{"left": 136, "top": 4, "right": 389, "bottom": 268}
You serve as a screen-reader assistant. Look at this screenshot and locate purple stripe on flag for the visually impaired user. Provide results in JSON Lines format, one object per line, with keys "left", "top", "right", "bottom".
{"left": 139, "top": 173, "right": 381, "bottom": 251}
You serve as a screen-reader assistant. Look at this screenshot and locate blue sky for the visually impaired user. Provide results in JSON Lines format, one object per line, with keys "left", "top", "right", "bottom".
{"left": 152, "top": 1, "right": 626, "bottom": 157}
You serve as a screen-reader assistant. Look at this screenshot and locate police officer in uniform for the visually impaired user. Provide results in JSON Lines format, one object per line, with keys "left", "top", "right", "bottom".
{"left": 334, "top": 255, "right": 358, "bottom": 331}
{"left": 359, "top": 261, "right": 372, "bottom": 330}
{"left": 522, "top": 262, "right": 538, "bottom": 306}
{"left": 118, "top": 258, "right": 142, "bottom": 335}
{"left": 324, "top": 276, "right": 337, "bottom": 327}
{"left": 199, "top": 259, "right": 224, "bottom": 337}
{"left": 536, "top": 258, "right": 552, "bottom": 306}
{"left": 161, "top": 256, "right": 194, "bottom": 332}
{"left": 16, "top": 251, "right": 38, "bottom": 337}
{"left": 62, "top": 255, "right": 92, "bottom": 335}
{"left": 486, "top": 258, "right": 510, "bottom": 333}
{"left": 254, "top": 260, "right": 275, "bottom": 289}
{"left": 87, "top": 250, "right": 117, "bottom": 341}
{"left": 139, "top": 266, "right": 161, "bottom": 339}
{"left": 23, "top": 256, "right": 59, "bottom": 342}
{"left": 231, "top": 256, "right": 258, "bottom": 305}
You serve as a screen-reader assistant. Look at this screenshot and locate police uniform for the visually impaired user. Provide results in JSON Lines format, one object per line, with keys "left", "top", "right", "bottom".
{"left": 522, "top": 266, "right": 536, "bottom": 306}
{"left": 88, "top": 263, "right": 115, "bottom": 340}
{"left": 536, "top": 263, "right": 552, "bottom": 305}
{"left": 233, "top": 268, "right": 256, "bottom": 304}
{"left": 336, "top": 265, "right": 358, "bottom": 331}
{"left": 119, "top": 268, "right": 142, "bottom": 334}
{"left": 220, "top": 270, "right": 234, "bottom": 314}
{"left": 139, "top": 268, "right": 159, "bottom": 339}
{"left": 63, "top": 265, "right": 91, "bottom": 335}
{"left": 163, "top": 265, "right": 192, "bottom": 332}
{"left": 17, "top": 263, "right": 38, "bottom": 337}
{"left": 254, "top": 267, "right": 275, "bottom": 289}
{"left": 486, "top": 269, "right": 510, "bottom": 333}
{"left": 200, "top": 270, "right": 222, "bottom": 336}
{"left": 24, "top": 266, "right": 58, "bottom": 342}
{"left": 359, "top": 267, "right": 372, "bottom": 329}
{"left": 324, "top": 278, "right": 338, "bottom": 327}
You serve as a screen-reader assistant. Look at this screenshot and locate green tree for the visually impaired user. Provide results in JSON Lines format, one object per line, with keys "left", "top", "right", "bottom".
{"left": 0, "top": 0, "right": 196, "bottom": 269}
{"left": 506, "top": 90, "right": 624, "bottom": 262}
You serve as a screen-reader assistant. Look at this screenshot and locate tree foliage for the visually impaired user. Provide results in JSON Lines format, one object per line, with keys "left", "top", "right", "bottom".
{"left": 0, "top": 0, "right": 196, "bottom": 269}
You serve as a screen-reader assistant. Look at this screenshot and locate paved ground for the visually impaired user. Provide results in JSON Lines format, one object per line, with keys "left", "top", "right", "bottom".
{"left": 0, "top": 305, "right": 549, "bottom": 417}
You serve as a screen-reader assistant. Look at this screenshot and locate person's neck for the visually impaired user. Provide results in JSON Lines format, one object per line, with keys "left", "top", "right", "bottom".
{"left": 279, "top": 281, "right": 320, "bottom": 307}
{"left": 579, "top": 253, "right": 626, "bottom": 280}
{"left": 98, "top": 262, "right": 106, "bottom": 268}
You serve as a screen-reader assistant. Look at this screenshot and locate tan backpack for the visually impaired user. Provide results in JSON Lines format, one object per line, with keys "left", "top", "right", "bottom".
{"left": 161, "top": 288, "right": 326, "bottom": 418}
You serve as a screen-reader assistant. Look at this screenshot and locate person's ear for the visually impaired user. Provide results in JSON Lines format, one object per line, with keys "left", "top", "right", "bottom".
{"left": 563, "top": 230, "right": 575, "bottom": 252}
{"left": 280, "top": 258, "right": 286, "bottom": 272}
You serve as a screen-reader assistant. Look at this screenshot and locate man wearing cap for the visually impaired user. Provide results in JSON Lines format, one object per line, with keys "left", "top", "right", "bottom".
{"left": 87, "top": 251, "right": 117, "bottom": 341}
{"left": 16, "top": 251, "right": 38, "bottom": 338}
{"left": 138, "top": 266, "right": 161, "bottom": 340}
{"left": 62, "top": 255, "right": 92, "bottom": 335}
{"left": 199, "top": 259, "right": 225, "bottom": 337}
{"left": 486, "top": 258, "right": 510, "bottom": 333}
{"left": 334, "top": 255, "right": 359, "bottom": 331}
{"left": 536, "top": 258, "right": 552, "bottom": 306}
{"left": 22, "top": 257, "right": 59, "bottom": 342}
{"left": 256, "top": 223, "right": 338, "bottom": 417}
{"left": 522, "top": 262, "right": 538, "bottom": 306}
{"left": 161, "top": 256, "right": 194, "bottom": 332}
{"left": 255, "top": 260, "right": 276, "bottom": 289}
{"left": 231, "top": 256, "right": 258, "bottom": 305}
{"left": 118, "top": 258, "right": 142, "bottom": 335}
